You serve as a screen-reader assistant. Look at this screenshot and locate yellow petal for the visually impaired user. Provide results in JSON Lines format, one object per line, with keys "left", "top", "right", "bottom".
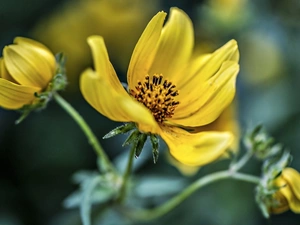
{"left": 177, "top": 40, "right": 239, "bottom": 88}
{"left": 160, "top": 125, "right": 233, "bottom": 166}
{"left": 276, "top": 176, "right": 300, "bottom": 213}
{"left": 0, "top": 78, "right": 40, "bottom": 109}
{"left": 127, "top": 11, "right": 166, "bottom": 89}
{"left": 166, "top": 152, "right": 200, "bottom": 176}
{"left": 0, "top": 58, "right": 16, "bottom": 82}
{"left": 270, "top": 191, "right": 289, "bottom": 214}
{"left": 3, "top": 44, "right": 53, "bottom": 89}
{"left": 282, "top": 168, "right": 300, "bottom": 199}
{"left": 185, "top": 103, "right": 240, "bottom": 154}
{"left": 170, "top": 61, "right": 239, "bottom": 126}
{"left": 87, "top": 36, "right": 126, "bottom": 94}
{"left": 14, "top": 37, "right": 56, "bottom": 73}
{"left": 148, "top": 7, "right": 194, "bottom": 79}
{"left": 279, "top": 185, "right": 300, "bottom": 213}
{"left": 80, "top": 69, "right": 160, "bottom": 134}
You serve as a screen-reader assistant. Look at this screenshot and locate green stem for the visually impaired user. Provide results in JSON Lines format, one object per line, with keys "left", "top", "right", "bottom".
{"left": 126, "top": 171, "right": 260, "bottom": 221}
{"left": 53, "top": 92, "right": 115, "bottom": 173}
{"left": 230, "top": 150, "right": 253, "bottom": 172}
{"left": 118, "top": 145, "right": 136, "bottom": 203}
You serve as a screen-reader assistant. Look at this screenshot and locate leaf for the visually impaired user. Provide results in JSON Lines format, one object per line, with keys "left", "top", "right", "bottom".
{"left": 63, "top": 186, "right": 115, "bottom": 209}
{"left": 135, "top": 175, "right": 187, "bottom": 198}
{"left": 81, "top": 176, "right": 101, "bottom": 225}
{"left": 72, "top": 170, "right": 99, "bottom": 184}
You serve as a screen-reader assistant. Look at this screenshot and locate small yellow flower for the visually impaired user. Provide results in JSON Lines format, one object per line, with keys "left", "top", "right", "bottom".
{"left": 80, "top": 8, "right": 239, "bottom": 166}
{"left": 0, "top": 37, "right": 56, "bottom": 109}
{"left": 271, "top": 168, "right": 300, "bottom": 214}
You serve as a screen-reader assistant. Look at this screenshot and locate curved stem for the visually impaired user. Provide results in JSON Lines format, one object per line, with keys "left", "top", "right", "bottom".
{"left": 117, "top": 146, "right": 136, "bottom": 203}
{"left": 230, "top": 150, "right": 253, "bottom": 172}
{"left": 125, "top": 171, "right": 260, "bottom": 221}
{"left": 53, "top": 92, "right": 115, "bottom": 173}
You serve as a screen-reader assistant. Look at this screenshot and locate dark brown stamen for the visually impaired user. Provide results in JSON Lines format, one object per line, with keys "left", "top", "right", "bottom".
{"left": 130, "top": 74, "right": 180, "bottom": 123}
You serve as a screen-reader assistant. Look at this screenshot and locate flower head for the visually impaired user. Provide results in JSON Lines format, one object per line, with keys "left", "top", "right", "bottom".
{"left": 80, "top": 8, "right": 239, "bottom": 166}
{"left": 0, "top": 37, "right": 56, "bottom": 109}
{"left": 270, "top": 168, "right": 300, "bottom": 214}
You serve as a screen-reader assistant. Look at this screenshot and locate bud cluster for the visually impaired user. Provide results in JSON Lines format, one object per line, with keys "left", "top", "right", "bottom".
{"left": 245, "top": 126, "right": 299, "bottom": 217}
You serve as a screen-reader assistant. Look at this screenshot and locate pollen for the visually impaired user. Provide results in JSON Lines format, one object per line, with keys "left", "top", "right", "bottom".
{"left": 130, "top": 74, "right": 179, "bottom": 123}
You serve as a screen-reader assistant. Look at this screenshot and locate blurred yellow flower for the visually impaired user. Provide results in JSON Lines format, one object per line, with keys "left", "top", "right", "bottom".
{"left": 200, "top": 0, "right": 251, "bottom": 32}
{"left": 240, "top": 30, "right": 285, "bottom": 86}
{"left": 271, "top": 168, "right": 300, "bottom": 214}
{"left": 0, "top": 37, "right": 56, "bottom": 109}
{"left": 80, "top": 8, "right": 240, "bottom": 166}
{"left": 31, "top": 0, "right": 159, "bottom": 92}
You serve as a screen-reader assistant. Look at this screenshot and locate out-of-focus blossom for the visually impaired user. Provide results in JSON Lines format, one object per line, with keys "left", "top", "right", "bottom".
{"left": 80, "top": 8, "right": 240, "bottom": 166}
{"left": 240, "top": 30, "right": 285, "bottom": 86}
{"left": 0, "top": 37, "right": 55, "bottom": 109}
{"left": 31, "top": 0, "right": 159, "bottom": 92}
{"left": 198, "top": 0, "right": 251, "bottom": 34}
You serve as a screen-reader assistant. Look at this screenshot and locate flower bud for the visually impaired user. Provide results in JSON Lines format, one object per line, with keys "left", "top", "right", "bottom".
{"left": 270, "top": 168, "right": 300, "bottom": 214}
{"left": 0, "top": 37, "right": 56, "bottom": 110}
{"left": 244, "top": 125, "right": 281, "bottom": 159}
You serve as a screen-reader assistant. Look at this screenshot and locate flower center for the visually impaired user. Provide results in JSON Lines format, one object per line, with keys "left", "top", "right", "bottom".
{"left": 130, "top": 74, "right": 179, "bottom": 123}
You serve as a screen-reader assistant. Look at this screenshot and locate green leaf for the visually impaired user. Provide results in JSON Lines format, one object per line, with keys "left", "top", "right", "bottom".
{"left": 81, "top": 176, "right": 101, "bottom": 225}
{"left": 135, "top": 175, "right": 187, "bottom": 198}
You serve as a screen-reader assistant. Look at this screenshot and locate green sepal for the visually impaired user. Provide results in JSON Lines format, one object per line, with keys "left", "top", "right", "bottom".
{"left": 15, "top": 91, "right": 52, "bottom": 124}
{"left": 122, "top": 129, "right": 140, "bottom": 147}
{"left": 103, "top": 123, "right": 136, "bottom": 139}
{"left": 135, "top": 133, "right": 147, "bottom": 158}
{"left": 255, "top": 184, "right": 271, "bottom": 218}
{"left": 263, "top": 150, "right": 292, "bottom": 181}
{"left": 150, "top": 134, "right": 159, "bottom": 163}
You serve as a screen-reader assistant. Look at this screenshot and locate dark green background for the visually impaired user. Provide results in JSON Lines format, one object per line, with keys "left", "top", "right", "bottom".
{"left": 1, "top": 0, "right": 300, "bottom": 224}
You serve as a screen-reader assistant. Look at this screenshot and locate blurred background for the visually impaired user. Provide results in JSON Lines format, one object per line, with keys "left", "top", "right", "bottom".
{"left": 1, "top": 0, "right": 300, "bottom": 224}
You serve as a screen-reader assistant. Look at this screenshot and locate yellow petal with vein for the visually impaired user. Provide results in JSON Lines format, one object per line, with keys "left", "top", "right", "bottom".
{"left": 87, "top": 36, "right": 126, "bottom": 94}
{"left": 178, "top": 40, "right": 239, "bottom": 89}
{"left": 149, "top": 7, "right": 194, "bottom": 79}
{"left": 160, "top": 126, "right": 233, "bottom": 166}
{"left": 3, "top": 45, "right": 53, "bottom": 88}
{"left": 171, "top": 61, "right": 239, "bottom": 126}
{"left": 80, "top": 69, "right": 160, "bottom": 134}
{"left": 14, "top": 37, "right": 56, "bottom": 73}
{"left": 127, "top": 11, "right": 166, "bottom": 89}
{"left": 0, "top": 78, "right": 40, "bottom": 109}
{"left": 0, "top": 58, "right": 16, "bottom": 82}
{"left": 282, "top": 168, "right": 300, "bottom": 199}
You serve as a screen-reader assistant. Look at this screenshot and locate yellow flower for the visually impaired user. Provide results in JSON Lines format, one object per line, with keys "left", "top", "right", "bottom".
{"left": 0, "top": 37, "right": 56, "bottom": 109}
{"left": 270, "top": 168, "right": 300, "bottom": 214}
{"left": 80, "top": 8, "right": 240, "bottom": 166}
